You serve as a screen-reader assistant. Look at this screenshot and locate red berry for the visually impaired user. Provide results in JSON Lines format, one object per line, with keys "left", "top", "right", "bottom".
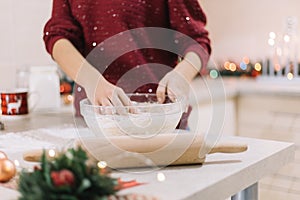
{"left": 51, "top": 169, "right": 75, "bottom": 187}
{"left": 60, "top": 169, "right": 75, "bottom": 185}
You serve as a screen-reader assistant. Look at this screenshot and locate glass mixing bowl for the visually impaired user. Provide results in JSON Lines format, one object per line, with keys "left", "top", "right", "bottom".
{"left": 80, "top": 93, "right": 187, "bottom": 137}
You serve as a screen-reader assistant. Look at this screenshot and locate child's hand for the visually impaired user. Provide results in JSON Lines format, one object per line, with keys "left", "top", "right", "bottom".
{"left": 86, "top": 77, "right": 131, "bottom": 107}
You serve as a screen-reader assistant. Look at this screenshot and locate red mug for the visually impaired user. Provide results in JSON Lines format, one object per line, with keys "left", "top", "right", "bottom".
{"left": 0, "top": 89, "right": 29, "bottom": 115}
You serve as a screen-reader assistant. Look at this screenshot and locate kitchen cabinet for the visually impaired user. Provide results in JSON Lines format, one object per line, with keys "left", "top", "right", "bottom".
{"left": 237, "top": 93, "right": 300, "bottom": 200}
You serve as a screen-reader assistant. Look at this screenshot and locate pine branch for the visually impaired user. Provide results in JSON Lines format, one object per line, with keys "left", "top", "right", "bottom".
{"left": 18, "top": 147, "right": 117, "bottom": 200}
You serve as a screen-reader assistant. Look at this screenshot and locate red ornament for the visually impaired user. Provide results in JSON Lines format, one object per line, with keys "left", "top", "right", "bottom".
{"left": 51, "top": 169, "right": 75, "bottom": 187}
{"left": 60, "top": 82, "right": 72, "bottom": 94}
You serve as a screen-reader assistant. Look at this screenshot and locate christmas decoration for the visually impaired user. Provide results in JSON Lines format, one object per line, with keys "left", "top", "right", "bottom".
{"left": 60, "top": 81, "right": 73, "bottom": 95}
{"left": 0, "top": 151, "right": 7, "bottom": 160}
{"left": 217, "top": 58, "right": 262, "bottom": 78}
{"left": 50, "top": 169, "right": 75, "bottom": 187}
{"left": 18, "top": 147, "right": 143, "bottom": 200}
{"left": 0, "top": 159, "right": 16, "bottom": 182}
{"left": 62, "top": 94, "right": 73, "bottom": 105}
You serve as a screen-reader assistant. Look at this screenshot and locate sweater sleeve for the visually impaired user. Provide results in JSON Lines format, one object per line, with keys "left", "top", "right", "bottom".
{"left": 43, "top": 0, "right": 83, "bottom": 56}
{"left": 168, "top": 0, "right": 211, "bottom": 70}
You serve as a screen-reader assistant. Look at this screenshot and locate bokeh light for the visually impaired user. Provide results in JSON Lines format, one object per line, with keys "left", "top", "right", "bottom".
{"left": 242, "top": 56, "right": 250, "bottom": 65}
{"left": 48, "top": 149, "right": 56, "bottom": 158}
{"left": 268, "top": 38, "right": 275, "bottom": 46}
{"left": 287, "top": 72, "right": 293, "bottom": 80}
{"left": 229, "top": 63, "right": 237, "bottom": 71}
{"left": 224, "top": 61, "right": 230, "bottom": 70}
{"left": 254, "top": 63, "right": 262, "bottom": 71}
{"left": 209, "top": 69, "right": 219, "bottom": 79}
{"left": 97, "top": 161, "right": 107, "bottom": 169}
{"left": 269, "top": 32, "right": 276, "bottom": 39}
{"left": 14, "top": 160, "right": 20, "bottom": 167}
{"left": 284, "top": 35, "right": 290, "bottom": 43}
{"left": 240, "top": 62, "right": 247, "bottom": 70}
{"left": 274, "top": 64, "right": 281, "bottom": 72}
{"left": 157, "top": 172, "right": 166, "bottom": 182}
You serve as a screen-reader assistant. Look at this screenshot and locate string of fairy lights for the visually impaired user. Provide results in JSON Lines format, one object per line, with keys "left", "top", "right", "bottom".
{"left": 208, "top": 56, "right": 263, "bottom": 79}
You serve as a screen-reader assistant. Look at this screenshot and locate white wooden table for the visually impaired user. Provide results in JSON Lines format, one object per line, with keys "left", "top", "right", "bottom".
{"left": 113, "top": 136, "right": 294, "bottom": 200}
{"left": 0, "top": 112, "right": 295, "bottom": 200}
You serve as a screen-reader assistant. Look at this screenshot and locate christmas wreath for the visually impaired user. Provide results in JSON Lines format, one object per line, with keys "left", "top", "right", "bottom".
{"left": 18, "top": 147, "right": 119, "bottom": 200}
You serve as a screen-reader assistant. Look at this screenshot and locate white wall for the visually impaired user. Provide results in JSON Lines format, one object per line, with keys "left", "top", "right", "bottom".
{"left": 0, "top": 0, "right": 54, "bottom": 89}
{"left": 1, "top": 0, "right": 300, "bottom": 88}
{"left": 200, "top": 0, "right": 300, "bottom": 63}
{"left": 0, "top": 0, "right": 54, "bottom": 66}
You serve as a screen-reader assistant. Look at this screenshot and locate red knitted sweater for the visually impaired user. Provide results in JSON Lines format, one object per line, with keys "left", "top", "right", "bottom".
{"left": 43, "top": 0, "right": 211, "bottom": 128}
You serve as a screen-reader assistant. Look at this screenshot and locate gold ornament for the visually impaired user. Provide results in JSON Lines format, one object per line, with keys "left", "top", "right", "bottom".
{"left": 0, "top": 151, "right": 7, "bottom": 160}
{"left": 62, "top": 94, "right": 73, "bottom": 105}
{"left": 0, "top": 159, "right": 16, "bottom": 182}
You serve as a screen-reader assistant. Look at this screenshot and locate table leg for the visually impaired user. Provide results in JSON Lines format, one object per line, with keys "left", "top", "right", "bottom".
{"left": 231, "top": 183, "right": 258, "bottom": 200}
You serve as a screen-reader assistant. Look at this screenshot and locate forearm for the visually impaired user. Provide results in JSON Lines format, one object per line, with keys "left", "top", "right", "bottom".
{"left": 174, "top": 52, "right": 202, "bottom": 82}
{"left": 52, "top": 38, "right": 103, "bottom": 88}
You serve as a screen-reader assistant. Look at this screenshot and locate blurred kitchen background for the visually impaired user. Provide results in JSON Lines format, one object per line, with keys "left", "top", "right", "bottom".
{"left": 1, "top": 1, "right": 300, "bottom": 200}
{"left": 2, "top": 0, "right": 300, "bottom": 76}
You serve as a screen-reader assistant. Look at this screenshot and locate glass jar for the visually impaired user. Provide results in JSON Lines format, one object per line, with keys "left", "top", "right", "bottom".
{"left": 29, "top": 66, "right": 60, "bottom": 111}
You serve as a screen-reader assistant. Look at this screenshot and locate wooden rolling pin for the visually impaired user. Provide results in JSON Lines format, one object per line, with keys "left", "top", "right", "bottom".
{"left": 23, "top": 133, "right": 247, "bottom": 168}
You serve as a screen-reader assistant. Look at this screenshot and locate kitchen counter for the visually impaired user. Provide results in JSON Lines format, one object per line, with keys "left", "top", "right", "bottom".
{"left": 189, "top": 76, "right": 300, "bottom": 105}
{"left": 114, "top": 136, "right": 294, "bottom": 200}
{"left": 0, "top": 112, "right": 295, "bottom": 200}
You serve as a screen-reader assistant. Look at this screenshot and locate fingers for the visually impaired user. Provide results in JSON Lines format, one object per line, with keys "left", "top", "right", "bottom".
{"left": 167, "top": 87, "right": 176, "bottom": 102}
{"left": 99, "top": 98, "right": 112, "bottom": 107}
{"left": 110, "top": 95, "right": 124, "bottom": 107}
{"left": 87, "top": 79, "right": 133, "bottom": 114}
{"left": 97, "top": 98, "right": 113, "bottom": 114}
{"left": 156, "top": 77, "right": 168, "bottom": 103}
{"left": 93, "top": 87, "right": 133, "bottom": 114}
{"left": 157, "top": 71, "right": 191, "bottom": 104}
{"left": 117, "top": 90, "right": 137, "bottom": 113}
{"left": 118, "top": 90, "right": 132, "bottom": 106}
{"left": 110, "top": 92, "right": 128, "bottom": 115}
